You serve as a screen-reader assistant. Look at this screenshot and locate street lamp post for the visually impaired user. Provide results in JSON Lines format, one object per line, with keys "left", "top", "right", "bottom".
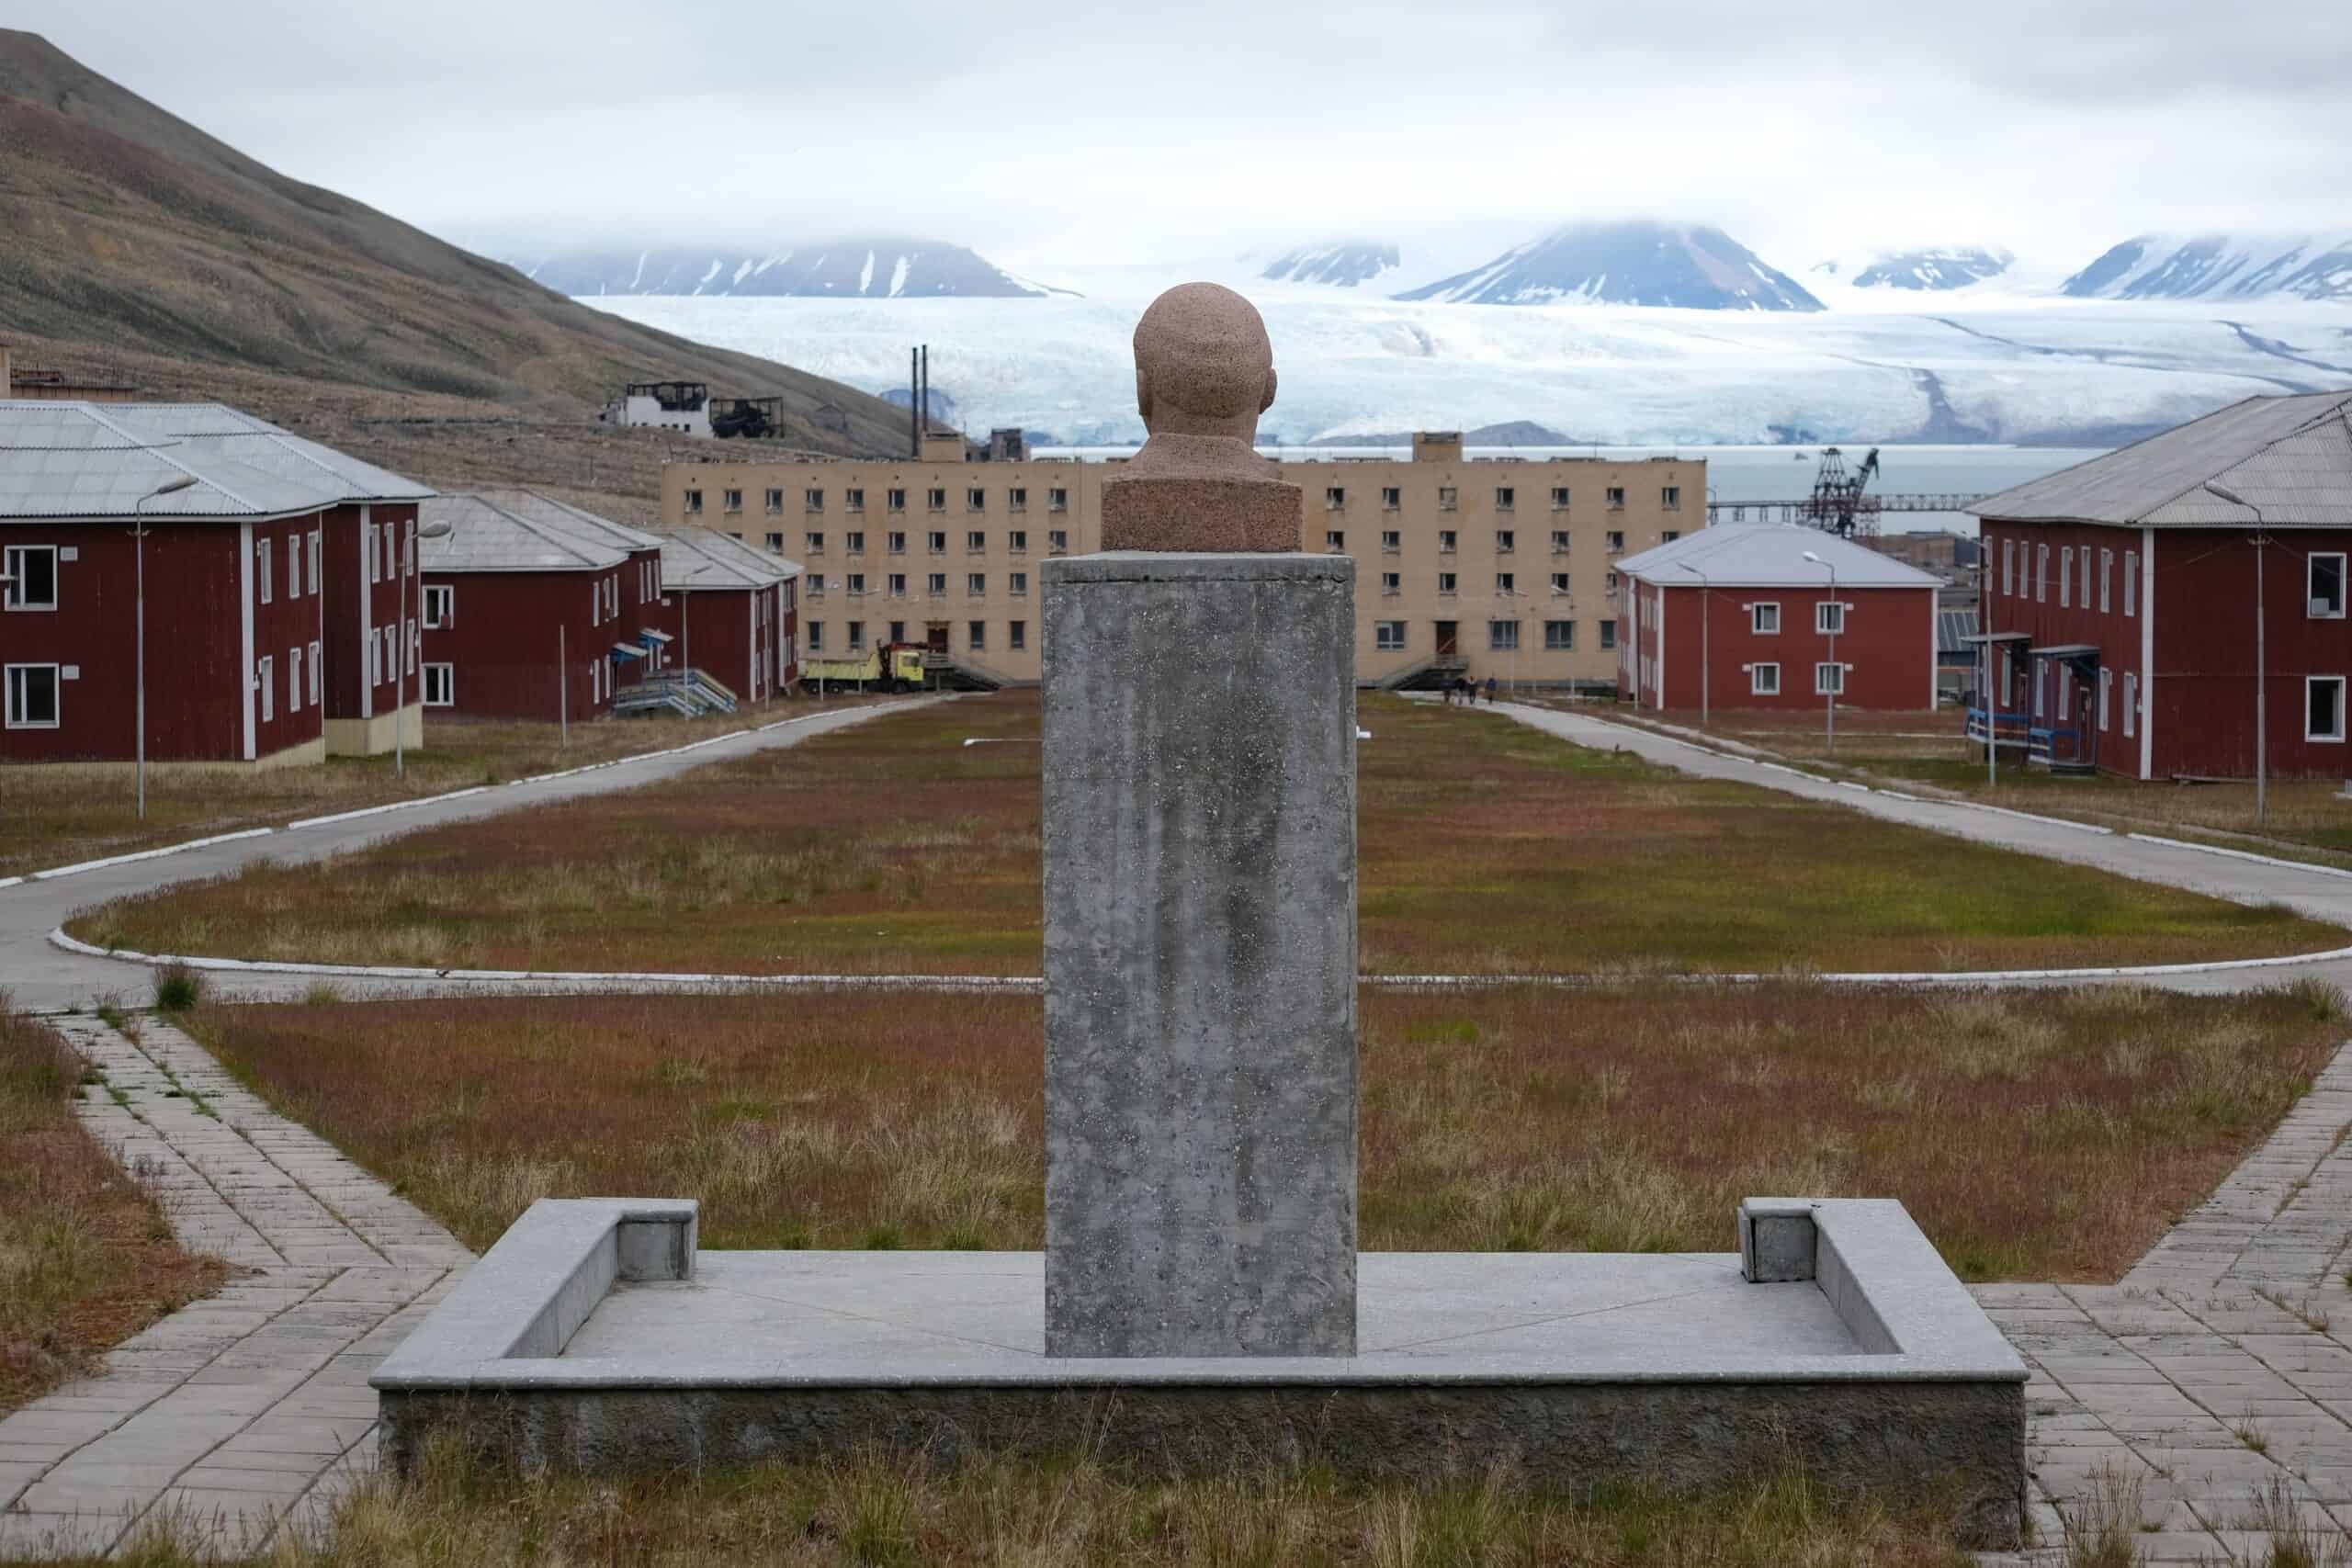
{"left": 395, "top": 517, "right": 454, "bottom": 780}
{"left": 1676, "top": 561, "right": 1710, "bottom": 729}
{"left": 2204, "top": 482, "right": 2267, "bottom": 823}
{"left": 1803, "top": 549, "right": 1838, "bottom": 753}
{"left": 1983, "top": 553, "right": 1997, "bottom": 787}
{"left": 132, "top": 477, "right": 198, "bottom": 819}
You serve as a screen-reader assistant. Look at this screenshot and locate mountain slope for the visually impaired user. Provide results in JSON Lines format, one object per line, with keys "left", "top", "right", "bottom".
{"left": 1813, "top": 248, "right": 2015, "bottom": 292}
{"left": 1261, "top": 243, "right": 1401, "bottom": 288}
{"left": 517, "top": 241, "right": 1046, "bottom": 299}
{"left": 0, "top": 29, "right": 908, "bottom": 458}
{"left": 2063, "top": 234, "right": 2352, "bottom": 303}
{"left": 1396, "top": 222, "right": 1823, "bottom": 310}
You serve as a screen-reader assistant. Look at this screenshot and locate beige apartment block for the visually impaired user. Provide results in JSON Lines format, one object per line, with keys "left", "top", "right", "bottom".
{"left": 662, "top": 431, "right": 1704, "bottom": 691}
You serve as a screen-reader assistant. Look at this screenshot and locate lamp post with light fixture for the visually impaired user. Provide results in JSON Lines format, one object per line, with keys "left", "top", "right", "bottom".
{"left": 1803, "top": 548, "right": 1837, "bottom": 753}
{"left": 133, "top": 475, "right": 199, "bottom": 819}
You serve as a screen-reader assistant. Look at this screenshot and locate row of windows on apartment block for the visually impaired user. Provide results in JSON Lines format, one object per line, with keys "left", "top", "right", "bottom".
{"left": 691, "top": 483, "right": 1682, "bottom": 517}
{"left": 2, "top": 623, "right": 419, "bottom": 734}
{"left": 800, "top": 567, "right": 1636, "bottom": 602}
{"left": 3, "top": 535, "right": 342, "bottom": 612}
{"left": 1638, "top": 657, "right": 1851, "bottom": 698}
{"left": 799, "top": 618, "right": 1624, "bottom": 658}
{"left": 1998, "top": 538, "right": 2352, "bottom": 620}
{"left": 2018, "top": 659, "right": 2352, "bottom": 747}
{"left": 749, "top": 526, "right": 1661, "bottom": 559}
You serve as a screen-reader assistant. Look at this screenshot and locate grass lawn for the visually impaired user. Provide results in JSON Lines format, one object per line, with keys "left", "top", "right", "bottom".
{"left": 184, "top": 981, "right": 2346, "bottom": 1283}
{"left": 0, "top": 701, "right": 872, "bottom": 880}
{"left": 100, "top": 1443, "right": 1983, "bottom": 1565}
{"left": 73, "top": 692, "right": 2345, "bottom": 976}
{"left": 0, "top": 1007, "right": 224, "bottom": 1416}
{"left": 1613, "top": 704, "right": 2352, "bottom": 871}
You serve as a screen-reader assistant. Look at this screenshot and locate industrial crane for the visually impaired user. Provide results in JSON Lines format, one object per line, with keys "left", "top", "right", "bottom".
{"left": 1804, "top": 446, "right": 1883, "bottom": 538}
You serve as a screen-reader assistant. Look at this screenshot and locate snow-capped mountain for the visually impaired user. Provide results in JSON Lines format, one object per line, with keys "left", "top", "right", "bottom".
{"left": 1813, "top": 248, "right": 2015, "bottom": 291}
{"left": 1261, "top": 242, "right": 1401, "bottom": 288}
{"left": 2063, "top": 234, "right": 2352, "bottom": 303}
{"left": 511, "top": 240, "right": 1047, "bottom": 299}
{"left": 1395, "top": 222, "right": 1822, "bottom": 310}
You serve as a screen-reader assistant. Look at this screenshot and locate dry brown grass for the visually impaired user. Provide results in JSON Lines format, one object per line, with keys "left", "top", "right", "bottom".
{"left": 0, "top": 1001, "right": 225, "bottom": 1416}
{"left": 185, "top": 980, "right": 2345, "bottom": 1282}
{"left": 76, "top": 693, "right": 2343, "bottom": 977}
{"left": 99, "top": 1436, "right": 1975, "bottom": 1566}
{"left": 0, "top": 704, "right": 876, "bottom": 880}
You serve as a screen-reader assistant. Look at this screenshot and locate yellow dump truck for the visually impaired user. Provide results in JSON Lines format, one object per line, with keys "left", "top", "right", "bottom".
{"left": 800, "top": 642, "right": 928, "bottom": 693}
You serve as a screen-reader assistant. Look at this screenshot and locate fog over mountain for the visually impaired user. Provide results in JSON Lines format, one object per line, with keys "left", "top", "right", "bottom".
{"left": 2062, "top": 234, "right": 2352, "bottom": 303}
{"left": 1395, "top": 223, "right": 1825, "bottom": 311}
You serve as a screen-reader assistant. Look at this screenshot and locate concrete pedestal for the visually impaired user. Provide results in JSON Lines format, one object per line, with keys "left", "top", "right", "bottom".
{"left": 1040, "top": 552, "right": 1357, "bottom": 1358}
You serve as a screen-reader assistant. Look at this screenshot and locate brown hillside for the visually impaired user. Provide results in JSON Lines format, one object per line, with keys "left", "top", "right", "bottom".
{"left": 0, "top": 30, "right": 909, "bottom": 509}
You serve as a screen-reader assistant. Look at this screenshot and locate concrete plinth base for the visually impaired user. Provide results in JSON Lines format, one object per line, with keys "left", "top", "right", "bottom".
{"left": 373, "top": 1198, "right": 2028, "bottom": 1548}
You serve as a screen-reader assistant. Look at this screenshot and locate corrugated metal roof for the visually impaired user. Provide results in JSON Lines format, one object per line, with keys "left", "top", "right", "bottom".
{"left": 1616, "top": 523, "right": 1941, "bottom": 589}
{"left": 472, "top": 490, "right": 662, "bottom": 553}
{"left": 420, "top": 493, "right": 628, "bottom": 573}
{"left": 0, "top": 401, "right": 337, "bottom": 521}
{"left": 662, "top": 526, "right": 800, "bottom": 591}
{"left": 111, "top": 404, "right": 434, "bottom": 504}
{"left": 1974, "top": 389, "right": 2352, "bottom": 526}
{"left": 1938, "top": 605, "right": 1979, "bottom": 656}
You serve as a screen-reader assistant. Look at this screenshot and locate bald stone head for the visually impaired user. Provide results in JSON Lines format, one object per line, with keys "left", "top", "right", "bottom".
{"left": 1134, "top": 283, "right": 1278, "bottom": 443}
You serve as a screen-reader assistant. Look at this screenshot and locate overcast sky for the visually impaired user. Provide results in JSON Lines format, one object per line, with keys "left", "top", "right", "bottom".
{"left": 38, "top": 1, "right": 2352, "bottom": 278}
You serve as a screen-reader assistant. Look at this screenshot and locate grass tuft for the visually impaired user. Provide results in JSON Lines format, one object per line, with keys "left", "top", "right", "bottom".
{"left": 151, "top": 961, "right": 204, "bottom": 1013}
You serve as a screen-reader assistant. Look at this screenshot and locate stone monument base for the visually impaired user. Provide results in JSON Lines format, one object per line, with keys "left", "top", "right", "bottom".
{"left": 372, "top": 1198, "right": 2027, "bottom": 1549}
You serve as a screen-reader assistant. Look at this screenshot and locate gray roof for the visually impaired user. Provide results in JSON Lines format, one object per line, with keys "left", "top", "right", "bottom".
{"left": 662, "top": 526, "right": 800, "bottom": 591}
{"left": 1973, "top": 389, "right": 2352, "bottom": 527}
{"left": 471, "top": 489, "right": 662, "bottom": 553}
{"left": 0, "top": 400, "right": 338, "bottom": 522}
{"left": 1938, "top": 605, "right": 1979, "bottom": 657}
{"left": 420, "top": 493, "right": 629, "bottom": 574}
{"left": 110, "top": 404, "right": 433, "bottom": 505}
{"left": 1616, "top": 523, "right": 1941, "bottom": 589}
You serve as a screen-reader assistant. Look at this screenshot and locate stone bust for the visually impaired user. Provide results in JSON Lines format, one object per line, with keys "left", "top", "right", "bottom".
{"left": 1100, "top": 283, "right": 1304, "bottom": 552}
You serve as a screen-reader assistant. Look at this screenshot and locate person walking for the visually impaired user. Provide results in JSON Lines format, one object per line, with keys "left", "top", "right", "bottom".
{"left": 1483, "top": 675, "right": 1498, "bottom": 705}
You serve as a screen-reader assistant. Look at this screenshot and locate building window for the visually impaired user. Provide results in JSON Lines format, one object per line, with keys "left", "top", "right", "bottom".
{"left": 1816, "top": 602, "right": 1845, "bottom": 635}
{"left": 1606, "top": 487, "right": 1625, "bottom": 510}
{"left": 1750, "top": 662, "right": 1780, "bottom": 695}
{"left": 928, "top": 531, "right": 947, "bottom": 555}
{"left": 1549, "top": 572, "right": 1568, "bottom": 595}
{"left": 309, "top": 639, "right": 322, "bottom": 705}
{"left": 2312, "top": 554, "right": 2347, "bottom": 618}
{"left": 847, "top": 622, "right": 865, "bottom": 650}
{"left": 257, "top": 539, "right": 273, "bottom": 604}
{"left": 288, "top": 535, "right": 301, "bottom": 598}
{"left": 1380, "top": 571, "right": 1400, "bottom": 595}
{"left": 968, "top": 620, "right": 987, "bottom": 651}
{"left": 423, "top": 584, "right": 453, "bottom": 628}
{"left": 2123, "top": 671, "right": 2137, "bottom": 738}
{"left": 1009, "top": 488, "right": 1027, "bottom": 513}
{"left": 765, "top": 532, "right": 784, "bottom": 554}
{"left": 764, "top": 489, "right": 784, "bottom": 514}
{"left": 1661, "top": 486, "right": 1681, "bottom": 511}
{"left": 1375, "top": 621, "right": 1406, "bottom": 651}
{"left": 1009, "top": 620, "right": 1027, "bottom": 650}
{"left": 1010, "top": 571, "right": 1028, "bottom": 597}
{"left": 1497, "top": 529, "right": 1515, "bottom": 554}
{"left": 1544, "top": 620, "right": 1575, "bottom": 650}
{"left": 1438, "top": 572, "right": 1457, "bottom": 596}
{"left": 1607, "top": 572, "right": 1620, "bottom": 594}
{"left": 806, "top": 489, "right": 825, "bottom": 512}
{"left": 807, "top": 574, "right": 826, "bottom": 598}
{"left": 2080, "top": 547, "right": 2091, "bottom": 606}
{"left": 847, "top": 572, "right": 867, "bottom": 595}
{"left": 2099, "top": 668, "right": 2112, "bottom": 731}
{"left": 928, "top": 573, "right": 946, "bottom": 596}
{"left": 927, "top": 488, "right": 946, "bottom": 513}
{"left": 1326, "top": 486, "right": 1346, "bottom": 509}
{"left": 1599, "top": 620, "right": 1617, "bottom": 649}
{"left": 1550, "top": 486, "right": 1569, "bottom": 512}
{"left": 2059, "top": 546, "right": 2072, "bottom": 606}
{"left": 1489, "top": 620, "right": 1520, "bottom": 651}
{"left": 1049, "top": 530, "right": 1069, "bottom": 553}
{"left": 967, "top": 530, "right": 987, "bottom": 553}
{"left": 5, "top": 663, "right": 60, "bottom": 728}
{"left": 684, "top": 491, "right": 703, "bottom": 516}
{"left": 967, "top": 488, "right": 986, "bottom": 513}
{"left": 1438, "top": 487, "right": 1457, "bottom": 512}
{"left": 2099, "top": 548, "right": 2113, "bottom": 613}
{"left": 2310, "top": 677, "right": 2347, "bottom": 742}
{"left": 1381, "top": 487, "right": 1401, "bottom": 510}
{"left": 1438, "top": 529, "right": 1458, "bottom": 553}
{"left": 1381, "top": 529, "right": 1401, "bottom": 553}
{"left": 1496, "top": 572, "right": 1515, "bottom": 594}
{"left": 423, "top": 663, "right": 454, "bottom": 707}
{"left": 2, "top": 546, "right": 58, "bottom": 610}
{"left": 967, "top": 573, "right": 986, "bottom": 596}
{"left": 845, "top": 488, "right": 865, "bottom": 513}
{"left": 2123, "top": 550, "right": 2137, "bottom": 615}
{"left": 1009, "top": 530, "right": 1028, "bottom": 554}
{"left": 1752, "top": 602, "right": 1781, "bottom": 634}
{"left": 1047, "top": 488, "right": 1069, "bottom": 513}
{"left": 2033, "top": 661, "right": 2046, "bottom": 718}
{"left": 1548, "top": 530, "right": 1569, "bottom": 555}
{"left": 1496, "top": 487, "right": 1515, "bottom": 513}
{"left": 804, "top": 532, "right": 826, "bottom": 555}
{"left": 888, "top": 489, "right": 907, "bottom": 514}
{"left": 2001, "top": 538, "right": 2015, "bottom": 596}
{"left": 2036, "top": 543, "right": 2048, "bottom": 602}
{"left": 808, "top": 623, "right": 824, "bottom": 651}
{"left": 888, "top": 572, "right": 907, "bottom": 597}
{"left": 258, "top": 654, "right": 275, "bottom": 721}
{"left": 1607, "top": 531, "right": 1625, "bottom": 554}
{"left": 888, "top": 531, "right": 907, "bottom": 555}
{"left": 846, "top": 531, "right": 865, "bottom": 554}
{"left": 1327, "top": 530, "right": 1346, "bottom": 553}
{"left": 309, "top": 530, "right": 322, "bottom": 596}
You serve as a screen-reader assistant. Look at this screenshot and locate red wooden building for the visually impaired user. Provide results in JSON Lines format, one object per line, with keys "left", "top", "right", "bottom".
{"left": 418, "top": 492, "right": 651, "bottom": 724}
{"left": 1, "top": 401, "right": 345, "bottom": 765}
{"left": 1974, "top": 390, "right": 2352, "bottom": 780}
{"left": 1615, "top": 525, "right": 1940, "bottom": 713}
{"left": 115, "top": 405, "right": 437, "bottom": 756}
{"left": 650, "top": 528, "right": 799, "bottom": 704}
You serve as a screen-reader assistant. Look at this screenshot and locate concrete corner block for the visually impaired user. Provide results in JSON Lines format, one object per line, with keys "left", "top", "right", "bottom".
{"left": 1739, "top": 1198, "right": 1818, "bottom": 1283}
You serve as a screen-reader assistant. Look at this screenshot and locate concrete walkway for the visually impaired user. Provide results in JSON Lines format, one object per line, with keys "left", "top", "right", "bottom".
{"left": 0, "top": 1014, "right": 470, "bottom": 1560}
{"left": 2, "top": 699, "right": 933, "bottom": 1015}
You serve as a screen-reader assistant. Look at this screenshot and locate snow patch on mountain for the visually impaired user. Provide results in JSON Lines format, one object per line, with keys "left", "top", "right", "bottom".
{"left": 511, "top": 238, "right": 1047, "bottom": 299}
{"left": 2063, "top": 234, "right": 2352, "bottom": 303}
{"left": 1261, "top": 242, "right": 1401, "bottom": 288}
{"left": 1396, "top": 222, "right": 1822, "bottom": 311}
{"left": 1813, "top": 248, "right": 2016, "bottom": 292}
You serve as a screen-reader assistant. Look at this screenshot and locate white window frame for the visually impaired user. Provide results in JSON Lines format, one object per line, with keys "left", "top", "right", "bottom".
{"left": 2001, "top": 538, "right": 2014, "bottom": 597}
{"left": 1815, "top": 600, "right": 1845, "bottom": 635}
{"left": 2034, "top": 661, "right": 2046, "bottom": 718}
{"left": 4, "top": 663, "right": 61, "bottom": 728}
{"left": 2036, "top": 543, "right": 2049, "bottom": 603}
{"left": 309, "top": 529, "right": 322, "bottom": 596}
{"left": 309, "top": 639, "right": 322, "bottom": 705}
{"left": 406, "top": 619, "right": 418, "bottom": 677}
{"left": 1750, "top": 662, "right": 1780, "bottom": 695}
{"left": 2058, "top": 546, "right": 2071, "bottom": 607}
{"left": 423, "top": 584, "right": 453, "bottom": 629}
{"left": 288, "top": 535, "right": 301, "bottom": 599}
{"left": 257, "top": 539, "right": 273, "bottom": 604}
{"left": 2098, "top": 667, "right": 2111, "bottom": 731}
{"left": 1375, "top": 621, "right": 1406, "bottom": 651}
{"left": 2123, "top": 551, "right": 2137, "bottom": 617}
{"left": 1814, "top": 661, "right": 1845, "bottom": 696}
{"left": 2081, "top": 546, "right": 2092, "bottom": 607}
{"left": 2307, "top": 676, "right": 2346, "bottom": 743}
{"left": 2309, "top": 553, "right": 2347, "bottom": 620}
{"left": 2099, "top": 549, "right": 2112, "bottom": 614}
{"left": 288, "top": 646, "right": 302, "bottom": 714}
{"left": 258, "top": 654, "right": 275, "bottom": 722}
{"left": 2122, "top": 672, "right": 2137, "bottom": 738}
{"left": 1751, "top": 602, "right": 1780, "bottom": 635}
{"left": 423, "top": 662, "right": 455, "bottom": 707}
{"left": 2, "top": 545, "right": 59, "bottom": 611}
{"left": 367, "top": 523, "right": 380, "bottom": 584}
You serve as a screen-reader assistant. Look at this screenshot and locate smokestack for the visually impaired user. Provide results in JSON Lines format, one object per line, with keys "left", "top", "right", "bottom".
{"left": 910, "top": 346, "right": 919, "bottom": 458}
{"left": 920, "top": 344, "right": 930, "bottom": 439}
